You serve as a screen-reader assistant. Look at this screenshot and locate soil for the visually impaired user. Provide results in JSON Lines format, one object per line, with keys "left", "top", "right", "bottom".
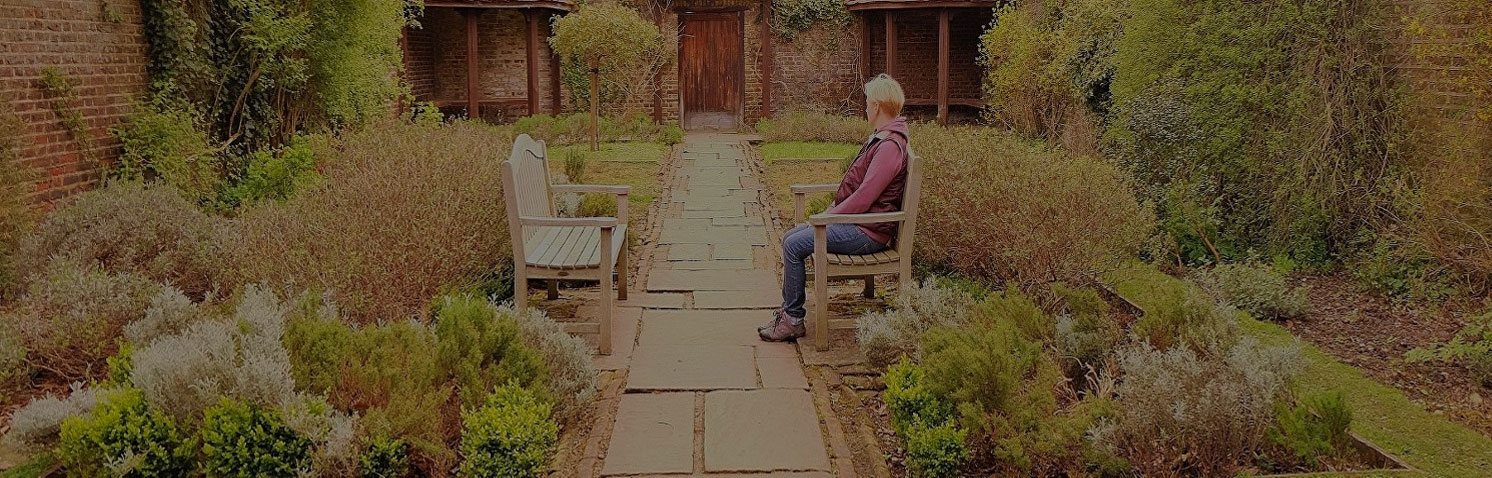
{"left": 1282, "top": 273, "right": 1492, "bottom": 438}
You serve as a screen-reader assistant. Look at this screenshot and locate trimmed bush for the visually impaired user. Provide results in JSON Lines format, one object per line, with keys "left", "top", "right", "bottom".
{"left": 18, "top": 181, "right": 220, "bottom": 297}
{"left": 1269, "top": 391, "right": 1353, "bottom": 468}
{"left": 754, "top": 111, "right": 866, "bottom": 143}
{"left": 129, "top": 286, "right": 297, "bottom": 425}
{"left": 1130, "top": 283, "right": 1240, "bottom": 353}
{"left": 903, "top": 420, "right": 968, "bottom": 478}
{"left": 1191, "top": 262, "right": 1309, "bottom": 320}
{"left": 201, "top": 399, "right": 313, "bottom": 477}
{"left": 227, "top": 121, "right": 513, "bottom": 322}
{"left": 4, "top": 259, "right": 159, "bottom": 382}
{"left": 358, "top": 435, "right": 412, "bottom": 478}
{"left": 1109, "top": 338, "right": 1304, "bottom": 476}
{"left": 457, "top": 383, "right": 558, "bottom": 478}
{"left": 1, "top": 383, "right": 99, "bottom": 451}
{"left": 434, "top": 294, "right": 548, "bottom": 408}
{"left": 58, "top": 387, "right": 197, "bottom": 477}
{"left": 857, "top": 281, "right": 981, "bottom": 368}
{"left": 883, "top": 357, "right": 955, "bottom": 436}
{"left": 912, "top": 125, "right": 1153, "bottom": 289}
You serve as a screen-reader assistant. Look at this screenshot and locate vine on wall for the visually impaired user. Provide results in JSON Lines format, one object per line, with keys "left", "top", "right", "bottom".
{"left": 771, "top": 0, "right": 850, "bottom": 40}
{"left": 37, "top": 68, "right": 98, "bottom": 165}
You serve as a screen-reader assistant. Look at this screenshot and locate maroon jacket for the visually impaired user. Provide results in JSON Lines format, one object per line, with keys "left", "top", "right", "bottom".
{"left": 828, "top": 117, "right": 910, "bottom": 245}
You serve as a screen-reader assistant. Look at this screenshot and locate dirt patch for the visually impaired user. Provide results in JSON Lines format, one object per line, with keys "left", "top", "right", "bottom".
{"left": 1282, "top": 273, "right": 1492, "bottom": 437}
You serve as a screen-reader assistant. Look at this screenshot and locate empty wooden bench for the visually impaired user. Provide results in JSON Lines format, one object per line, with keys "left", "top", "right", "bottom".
{"left": 502, "top": 134, "right": 630, "bottom": 354}
{"left": 790, "top": 148, "right": 922, "bottom": 350}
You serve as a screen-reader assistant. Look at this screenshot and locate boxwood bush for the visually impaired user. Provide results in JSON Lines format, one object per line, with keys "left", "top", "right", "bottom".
{"left": 58, "top": 387, "right": 197, "bottom": 477}
{"left": 458, "top": 383, "right": 558, "bottom": 478}
{"left": 201, "top": 399, "right": 312, "bottom": 477}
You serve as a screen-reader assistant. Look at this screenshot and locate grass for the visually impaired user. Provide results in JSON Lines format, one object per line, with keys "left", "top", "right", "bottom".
{"left": 552, "top": 142, "right": 668, "bottom": 163}
{"left": 1104, "top": 264, "right": 1492, "bottom": 477}
{"left": 759, "top": 141, "right": 860, "bottom": 163}
{"left": 547, "top": 146, "right": 665, "bottom": 234}
{"left": 761, "top": 158, "right": 843, "bottom": 222}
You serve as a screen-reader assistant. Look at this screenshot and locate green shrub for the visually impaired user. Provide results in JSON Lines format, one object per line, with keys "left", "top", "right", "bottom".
{"left": 1052, "top": 284, "right": 1122, "bottom": 375}
{"left": 58, "top": 387, "right": 197, "bottom": 477}
{"left": 1407, "top": 311, "right": 1492, "bottom": 387}
{"left": 857, "top": 281, "right": 980, "bottom": 367}
{"left": 1351, "top": 230, "right": 1456, "bottom": 301}
{"left": 457, "top": 383, "right": 558, "bottom": 478}
{"left": 1269, "top": 391, "right": 1353, "bottom": 468}
{"left": 883, "top": 357, "right": 954, "bottom": 435}
{"left": 19, "top": 181, "right": 220, "bottom": 297}
{"left": 221, "top": 134, "right": 323, "bottom": 207}
{"left": 112, "top": 104, "right": 220, "bottom": 203}
{"left": 902, "top": 420, "right": 968, "bottom": 478}
{"left": 1109, "top": 338, "right": 1303, "bottom": 476}
{"left": 561, "top": 147, "right": 587, "bottom": 184}
{"left": 514, "top": 113, "right": 682, "bottom": 146}
{"left": 358, "top": 435, "right": 412, "bottom": 478}
{"left": 4, "top": 259, "right": 159, "bottom": 382}
{"left": 1130, "top": 282, "right": 1240, "bottom": 353}
{"left": 201, "top": 399, "right": 313, "bottom": 477}
{"left": 227, "top": 121, "right": 513, "bottom": 322}
{"left": 1191, "top": 262, "right": 1309, "bottom": 320}
{"left": 434, "top": 294, "right": 548, "bottom": 408}
{"left": 754, "top": 111, "right": 866, "bottom": 143}
{"left": 913, "top": 125, "right": 1152, "bottom": 288}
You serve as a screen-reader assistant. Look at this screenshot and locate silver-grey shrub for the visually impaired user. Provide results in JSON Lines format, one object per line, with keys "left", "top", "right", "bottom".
{"left": 4, "top": 258, "right": 159, "bottom": 381}
{"left": 505, "top": 303, "right": 596, "bottom": 423}
{"left": 124, "top": 285, "right": 209, "bottom": 345}
{"left": 1, "top": 383, "right": 99, "bottom": 451}
{"left": 856, "top": 281, "right": 980, "bottom": 368}
{"left": 1109, "top": 337, "right": 1304, "bottom": 476}
{"left": 129, "top": 285, "right": 296, "bottom": 425}
{"left": 1190, "top": 262, "right": 1309, "bottom": 320}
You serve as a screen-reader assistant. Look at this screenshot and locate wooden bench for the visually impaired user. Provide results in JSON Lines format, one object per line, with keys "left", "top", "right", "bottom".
{"left": 790, "top": 148, "right": 922, "bottom": 351}
{"left": 502, "top": 134, "right": 630, "bottom": 355}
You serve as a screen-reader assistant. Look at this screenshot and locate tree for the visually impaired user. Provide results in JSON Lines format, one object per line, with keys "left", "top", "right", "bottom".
{"left": 549, "top": 2, "right": 665, "bottom": 150}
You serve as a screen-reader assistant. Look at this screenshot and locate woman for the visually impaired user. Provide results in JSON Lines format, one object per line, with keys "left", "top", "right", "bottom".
{"left": 761, "top": 74, "right": 910, "bottom": 342}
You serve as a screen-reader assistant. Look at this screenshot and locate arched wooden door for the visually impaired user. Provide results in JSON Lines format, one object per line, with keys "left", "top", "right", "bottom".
{"left": 679, "top": 11, "right": 744, "bottom": 130}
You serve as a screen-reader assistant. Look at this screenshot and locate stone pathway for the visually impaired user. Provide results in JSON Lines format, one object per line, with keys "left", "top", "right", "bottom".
{"left": 597, "top": 134, "right": 833, "bottom": 477}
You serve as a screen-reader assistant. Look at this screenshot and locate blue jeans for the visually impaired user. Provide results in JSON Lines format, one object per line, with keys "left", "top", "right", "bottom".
{"left": 781, "top": 224, "right": 887, "bottom": 324}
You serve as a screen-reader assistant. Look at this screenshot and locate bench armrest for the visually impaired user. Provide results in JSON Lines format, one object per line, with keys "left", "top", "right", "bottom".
{"left": 550, "top": 184, "right": 630, "bottom": 223}
{"left": 519, "top": 216, "right": 619, "bottom": 228}
{"left": 790, "top": 184, "right": 838, "bottom": 195}
{"left": 807, "top": 211, "right": 906, "bottom": 226}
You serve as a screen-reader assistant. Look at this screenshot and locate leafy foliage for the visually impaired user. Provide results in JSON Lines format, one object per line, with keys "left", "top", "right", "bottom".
{"left": 857, "top": 281, "right": 981, "bottom": 368}
{"left": 754, "top": 111, "right": 867, "bottom": 143}
{"left": 0, "top": 95, "right": 35, "bottom": 298}
{"left": 1269, "top": 391, "right": 1353, "bottom": 468}
{"left": 1052, "top": 284, "right": 1122, "bottom": 376}
{"left": 434, "top": 295, "right": 548, "bottom": 408}
{"left": 1407, "top": 311, "right": 1492, "bottom": 387}
{"left": 457, "top": 383, "right": 558, "bottom": 478}
{"left": 771, "top": 0, "right": 851, "bottom": 40}
{"left": 111, "top": 104, "right": 220, "bottom": 204}
{"left": 358, "top": 435, "right": 412, "bottom": 478}
{"left": 201, "top": 399, "right": 313, "bottom": 477}
{"left": 3, "top": 259, "right": 159, "bottom": 382}
{"left": 1190, "top": 262, "right": 1309, "bottom": 320}
{"left": 2, "top": 383, "right": 99, "bottom": 452}
{"left": 220, "top": 134, "right": 323, "bottom": 207}
{"left": 58, "top": 387, "right": 197, "bottom": 477}
{"left": 549, "top": 2, "right": 668, "bottom": 138}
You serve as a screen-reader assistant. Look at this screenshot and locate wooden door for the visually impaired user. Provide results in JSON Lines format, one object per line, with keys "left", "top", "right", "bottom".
{"left": 679, "top": 12, "right": 744, "bottom": 129}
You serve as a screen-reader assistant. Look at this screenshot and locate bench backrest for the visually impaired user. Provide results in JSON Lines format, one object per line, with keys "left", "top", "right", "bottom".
{"left": 502, "top": 133, "right": 554, "bottom": 220}
{"left": 894, "top": 148, "right": 922, "bottom": 253}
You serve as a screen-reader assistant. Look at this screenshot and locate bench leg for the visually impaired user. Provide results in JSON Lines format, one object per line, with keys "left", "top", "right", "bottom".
{"left": 862, "top": 276, "right": 876, "bottom": 299}
{"left": 599, "top": 228, "right": 614, "bottom": 355}
{"left": 617, "top": 240, "right": 629, "bottom": 301}
{"left": 514, "top": 265, "right": 529, "bottom": 312}
{"left": 813, "top": 227, "right": 830, "bottom": 351}
{"left": 547, "top": 280, "right": 559, "bottom": 300}
{"left": 898, "top": 259, "right": 913, "bottom": 301}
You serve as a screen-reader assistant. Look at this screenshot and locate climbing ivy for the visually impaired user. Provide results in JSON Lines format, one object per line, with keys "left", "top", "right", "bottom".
{"left": 37, "top": 68, "right": 98, "bottom": 165}
{"left": 771, "top": 0, "right": 850, "bottom": 40}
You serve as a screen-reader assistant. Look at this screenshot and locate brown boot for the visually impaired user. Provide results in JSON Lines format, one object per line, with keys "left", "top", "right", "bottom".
{"left": 758, "top": 309, "right": 785, "bottom": 333}
{"left": 759, "top": 315, "right": 806, "bottom": 342}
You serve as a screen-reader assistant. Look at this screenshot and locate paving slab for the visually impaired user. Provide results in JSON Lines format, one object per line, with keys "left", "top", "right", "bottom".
{"left": 648, "top": 269, "right": 778, "bottom": 292}
{"left": 592, "top": 307, "right": 642, "bottom": 371}
{"left": 619, "top": 292, "right": 689, "bottom": 309}
{"left": 657, "top": 228, "right": 767, "bottom": 246}
{"left": 658, "top": 259, "right": 757, "bottom": 271}
{"left": 639, "top": 310, "right": 769, "bottom": 347}
{"left": 665, "top": 243, "right": 712, "bottom": 261}
{"left": 758, "top": 357, "right": 810, "bottom": 389}
{"left": 755, "top": 342, "right": 801, "bottom": 358}
{"left": 628, "top": 345, "right": 757, "bottom": 390}
{"left": 682, "top": 208, "right": 746, "bottom": 219}
{"left": 600, "top": 393, "right": 695, "bottom": 475}
{"left": 712, "top": 243, "right": 755, "bottom": 260}
{"left": 694, "top": 289, "right": 782, "bottom": 309}
{"left": 703, "top": 389, "right": 830, "bottom": 472}
{"left": 713, "top": 216, "right": 766, "bottom": 227}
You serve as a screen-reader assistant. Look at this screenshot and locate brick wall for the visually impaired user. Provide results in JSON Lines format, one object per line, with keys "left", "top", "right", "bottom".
{"left": 415, "top": 7, "right": 563, "bottom": 120}
{"left": 772, "top": 17, "right": 863, "bottom": 115}
{"left": 405, "top": 22, "right": 437, "bottom": 100}
{"left": 1380, "top": 0, "right": 1489, "bottom": 139}
{"left": 1, "top": 0, "right": 149, "bottom": 202}
{"left": 864, "top": 9, "right": 987, "bottom": 103}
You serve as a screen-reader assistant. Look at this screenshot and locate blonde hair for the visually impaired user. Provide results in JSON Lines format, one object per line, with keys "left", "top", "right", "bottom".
{"left": 863, "top": 73, "right": 905, "bottom": 116}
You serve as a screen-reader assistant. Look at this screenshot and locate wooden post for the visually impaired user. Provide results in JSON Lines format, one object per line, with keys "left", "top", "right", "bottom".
{"left": 465, "top": 10, "right": 480, "bottom": 119}
{"left": 525, "top": 10, "right": 541, "bottom": 116}
{"left": 937, "top": 9, "right": 950, "bottom": 125}
{"left": 884, "top": 11, "right": 896, "bottom": 79}
{"left": 550, "top": 12, "right": 562, "bottom": 114}
{"left": 761, "top": 0, "right": 773, "bottom": 118}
